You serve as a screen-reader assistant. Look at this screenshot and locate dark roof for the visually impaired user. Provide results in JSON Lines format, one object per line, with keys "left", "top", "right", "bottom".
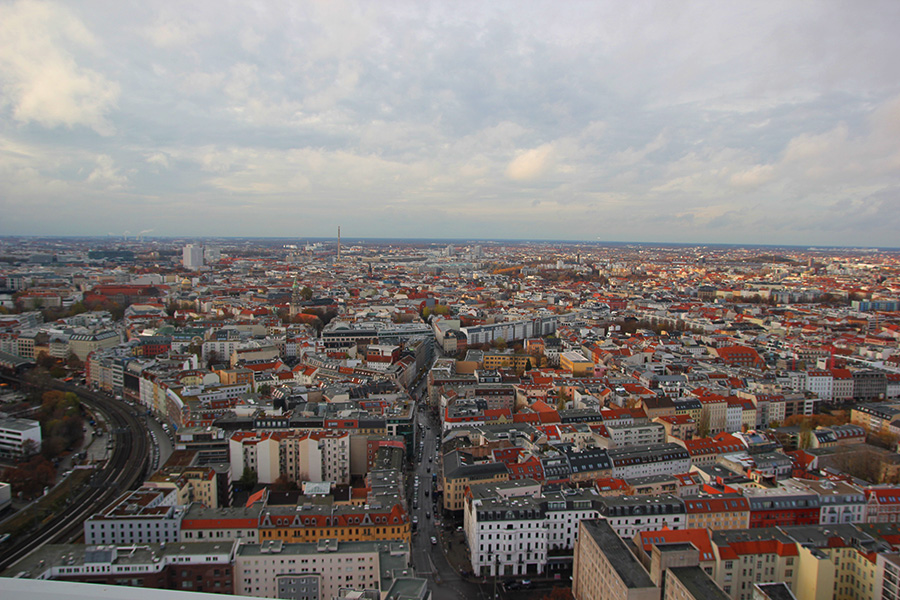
{"left": 668, "top": 566, "right": 730, "bottom": 600}
{"left": 580, "top": 519, "right": 656, "bottom": 590}
{"left": 754, "top": 582, "right": 798, "bottom": 600}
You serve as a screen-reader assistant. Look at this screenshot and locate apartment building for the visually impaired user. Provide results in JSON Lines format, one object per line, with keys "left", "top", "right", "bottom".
{"left": 233, "top": 539, "right": 410, "bottom": 600}
{"left": 596, "top": 495, "right": 686, "bottom": 539}
{"left": 257, "top": 502, "right": 410, "bottom": 545}
{"left": 464, "top": 484, "right": 599, "bottom": 577}
{"left": 441, "top": 450, "right": 509, "bottom": 511}
{"left": 180, "top": 502, "right": 263, "bottom": 543}
{"left": 573, "top": 519, "right": 660, "bottom": 600}
{"left": 4, "top": 541, "right": 235, "bottom": 593}
{"left": 84, "top": 488, "right": 183, "bottom": 545}
{"left": 683, "top": 494, "right": 751, "bottom": 531}
{"left": 279, "top": 431, "right": 351, "bottom": 485}
{"left": 607, "top": 443, "right": 692, "bottom": 479}
{"left": 0, "top": 416, "right": 41, "bottom": 457}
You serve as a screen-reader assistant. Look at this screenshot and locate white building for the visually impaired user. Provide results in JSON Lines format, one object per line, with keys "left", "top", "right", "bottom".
{"left": 229, "top": 431, "right": 282, "bottom": 485}
{"left": 601, "top": 422, "right": 666, "bottom": 447}
{"left": 464, "top": 483, "right": 601, "bottom": 577}
{"left": 805, "top": 370, "right": 834, "bottom": 402}
{"left": 465, "top": 493, "right": 548, "bottom": 577}
{"left": 280, "top": 431, "right": 351, "bottom": 485}
{"left": 183, "top": 244, "right": 204, "bottom": 270}
{"left": 233, "top": 539, "right": 411, "bottom": 599}
{"left": 792, "top": 478, "right": 867, "bottom": 525}
{"left": 0, "top": 416, "right": 42, "bottom": 457}
{"left": 595, "top": 494, "right": 686, "bottom": 539}
{"left": 84, "top": 488, "right": 182, "bottom": 545}
{"left": 606, "top": 443, "right": 692, "bottom": 479}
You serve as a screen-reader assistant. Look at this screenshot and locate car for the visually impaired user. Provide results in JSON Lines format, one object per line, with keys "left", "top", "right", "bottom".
{"left": 426, "top": 467, "right": 431, "bottom": 473}
{"left": 425, "top": 512, "right": 431, "bottom": 519}
{"left": 424, "top": 490, "right": 429, "bottom": 497}
{"left": 430, "top": 536, "right": 437, "bottom": 545}
{"left": 521, "top": 580, "right": 532, "bottom": 587}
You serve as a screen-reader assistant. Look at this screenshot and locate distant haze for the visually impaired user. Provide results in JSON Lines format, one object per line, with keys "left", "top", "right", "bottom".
{"left": 1, "top": 1, "right": 899, "bottom": 246}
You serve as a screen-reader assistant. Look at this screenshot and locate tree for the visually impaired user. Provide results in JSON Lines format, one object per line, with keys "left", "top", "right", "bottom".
{"left": 35, "top": 351, "right": 56, "bottom": 370}
{"left": 187, "top": 342, "right": 202, "bottom": 359}
{"left": 556, "top": 388, "right": 568, "bottom": 411}
{"left": 272, "top": 474, "right": 298, "bottom": 491}
{"left": 238, "top": 468, "right": 258, "bottom": 489}
{"left": 798, "top": 428, "right": 813, "bottom": 450}
{"left": 300, "top": 286, "right": 313, "bottom": 301}
{"left": 697, "top": 410, "right": 711, "bottom": 438}
{"left": 525, "top": 359, "right": 533, "bottom": 372}
{"left": 258, "top": 383, "right": 272, "bottom": 398}
{"left": 539, "top": 587, "right": 574, "bottom": 600}
{"left": 66, "top": 354, "right": 84, "bottom": 371}
{"left": 829, "top": 446, "right": 893, "bottom": 484}
{"left": 492, "top": 337, "right": 507, "bottom": 351}
{"left": 206, "top": 349, "right": 221, "bottom": 370}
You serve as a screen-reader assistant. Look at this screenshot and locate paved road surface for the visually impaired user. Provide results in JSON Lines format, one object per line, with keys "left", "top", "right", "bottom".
{"left": 410, "top": 406, "right": 493, "bottom": 600}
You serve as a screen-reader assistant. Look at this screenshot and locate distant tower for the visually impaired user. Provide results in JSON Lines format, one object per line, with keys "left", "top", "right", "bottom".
{"left": 337, "top": 226, "right": 341, "bottom": 262}
{"left": 290, "top": 277, "right": 301, "bottom": 317}
{"left": 183, "top": 244, "right": 204, "bottom": 270}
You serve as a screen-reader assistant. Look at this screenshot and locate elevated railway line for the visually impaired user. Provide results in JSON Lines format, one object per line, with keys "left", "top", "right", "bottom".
{"left": 0, "top": 373, "right": 151, "bottom": 572}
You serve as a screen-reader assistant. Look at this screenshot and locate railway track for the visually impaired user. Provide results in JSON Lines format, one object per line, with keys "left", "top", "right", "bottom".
{"left": 0, "top": 374, "right": 151, "bottom": 572}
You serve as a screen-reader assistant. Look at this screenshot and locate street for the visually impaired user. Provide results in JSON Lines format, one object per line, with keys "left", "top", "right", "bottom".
{"left": 409, "top": 399, "right": 493, "bottom": 600}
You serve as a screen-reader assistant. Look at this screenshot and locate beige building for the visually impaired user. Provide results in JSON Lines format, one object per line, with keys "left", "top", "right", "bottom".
{"left": 234, "top": 539, "right": 410, "bottom": 599}
{"left": 698, "top": 396, "right": 727, "bottom": 435}
{"left": 441, "top": 451, "right": 509, "bottom": 511}
{"left": 69, "top": 330, "right": 119, "bottom": 361}
{"left": 666, "top": 566, "right": 731, "bottom": 600}
{"left": 145, "top": 466, "right": 219, "bottom": 508}
{"left": 573, "top": 519, "right": 660, "bottom": 600}
{"left": 683, "top": 494, "right": 750, "bottom": 531}
{"left": 280, "top": 431, "right": 351, "bottom": 485}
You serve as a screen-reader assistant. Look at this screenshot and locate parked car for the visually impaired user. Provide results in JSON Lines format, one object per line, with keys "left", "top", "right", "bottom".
{"left": 430, "top": 536, "right": 437, "bottom": 545}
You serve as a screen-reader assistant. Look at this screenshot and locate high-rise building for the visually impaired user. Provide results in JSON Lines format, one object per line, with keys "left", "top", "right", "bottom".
{"left": 183, "top": 244, "right": 204, "bottom": 270}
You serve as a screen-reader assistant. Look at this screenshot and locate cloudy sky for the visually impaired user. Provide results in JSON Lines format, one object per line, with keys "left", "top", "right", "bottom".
{"left": 2, "top": 1, "right": 900, "bottom": 246}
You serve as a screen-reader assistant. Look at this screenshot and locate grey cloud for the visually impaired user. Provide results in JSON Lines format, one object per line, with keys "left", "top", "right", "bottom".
{"left": 1, "top": 1, "right": 900, "bottom": 245}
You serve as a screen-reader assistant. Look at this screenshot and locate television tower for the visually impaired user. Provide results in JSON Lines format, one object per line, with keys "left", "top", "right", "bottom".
{"left": 337, "top": 226, "right": 341, "bottom": 262}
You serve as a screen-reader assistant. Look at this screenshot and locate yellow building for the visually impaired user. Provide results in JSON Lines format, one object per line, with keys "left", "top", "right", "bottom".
{"left": 442, "top": 451, "right": 509, "bottom": 511}
{"left": 258, "top": 503, "right": 410, "bottom": 545}
{"left": 683, "top": 495, "right": 750, "bottom": 531}
{"left": 481, "top": 352, "right": 532, "bottom": 371}
{"left": 560, "top": 351, "right": 594, "bottom": 376}
{"left": 145, "top": 466, "right": 219, "bottom": 508}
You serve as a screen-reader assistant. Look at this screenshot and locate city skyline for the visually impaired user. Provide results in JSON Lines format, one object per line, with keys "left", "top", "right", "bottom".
{"left": 2, "top": 1, "right": 900, "bottom": 245}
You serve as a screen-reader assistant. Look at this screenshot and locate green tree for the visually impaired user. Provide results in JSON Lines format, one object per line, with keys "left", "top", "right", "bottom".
{"left": 239, "top": 468, "right": 258, "bottom": 489}
{"left": 492, "top": 337, "right": 507, "bottom": 351}
{"left": 258, "top": 383, "right": 272, "bottom": 398}
{"left": 300, "top": 286, "right": 313, "bottom": 301}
